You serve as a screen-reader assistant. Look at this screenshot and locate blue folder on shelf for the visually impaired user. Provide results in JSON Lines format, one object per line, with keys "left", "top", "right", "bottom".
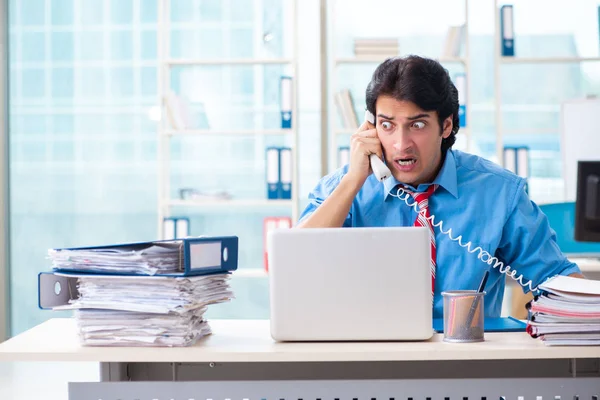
{"left": 433, "top": 316, "right": 527, "bottom": 333}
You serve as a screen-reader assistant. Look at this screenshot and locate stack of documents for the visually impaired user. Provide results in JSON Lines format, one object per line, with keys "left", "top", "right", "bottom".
{"left": 526, "top": 275, "right": 600, "bottom": 346}
{"left": 55, "top": 273, "right": 233, "bottom": 347}
{"left": 40, "top": 236, "right": 238, "bottom": 347}
{"left": 48, "top": 241, "right": 182, "bottom": 275}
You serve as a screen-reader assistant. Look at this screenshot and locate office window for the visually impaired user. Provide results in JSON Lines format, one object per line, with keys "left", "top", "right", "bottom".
{"left": 8, "top": 0, "right": 322, "bottom": 336}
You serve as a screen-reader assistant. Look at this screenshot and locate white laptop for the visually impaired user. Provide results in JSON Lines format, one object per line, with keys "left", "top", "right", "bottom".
{"left": 267, "top": 227, "right": 433, "bottom": 341}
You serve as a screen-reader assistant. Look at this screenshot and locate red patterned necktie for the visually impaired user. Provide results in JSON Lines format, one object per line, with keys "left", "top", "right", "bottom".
{"left": 402, "top": 184, "right": 439, "bottom": 298}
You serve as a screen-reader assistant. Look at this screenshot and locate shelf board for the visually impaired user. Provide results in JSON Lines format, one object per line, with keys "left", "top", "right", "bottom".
{"left": 166, "top": 58, "right": 293, "bottom": 66}
{"left": 167, "top": 199, "right": 293, "bottom": 208}
{"left": 500, "top": 56, "right": 600, "bottom": 64}
{"left": 164, "top": 129, "right": 292, "bottom": 136}
{"left": 335, "top": 56, "right": 465, "bottom": 65}
{"left": 233, "top": 268, "right": 268, "bottom": 278}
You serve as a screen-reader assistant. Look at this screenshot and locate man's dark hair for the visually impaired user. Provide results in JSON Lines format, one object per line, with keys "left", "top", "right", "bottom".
{"left": 365, "top": 55, "right": 459, "bottom": 154}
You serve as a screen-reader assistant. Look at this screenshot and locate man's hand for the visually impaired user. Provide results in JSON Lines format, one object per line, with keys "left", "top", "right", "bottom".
{"left": 346, "top": 120, "right": 384, "bottom": 186}
{"left": 569, "top": 272, "right": 586, "bottom": 279}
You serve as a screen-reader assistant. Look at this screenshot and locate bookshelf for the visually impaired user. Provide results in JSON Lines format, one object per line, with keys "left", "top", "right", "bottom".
{"left": 492, "top": 0, "right": 600, "bottom": 190}
{"left": 325, "top": 0, "right": 473, "bottom": 173}
{"left": 156, "top": 0, "right": 300, "bottom": 276}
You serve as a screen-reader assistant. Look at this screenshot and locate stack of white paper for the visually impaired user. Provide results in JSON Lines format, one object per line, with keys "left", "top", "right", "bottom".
{"left": 55, "top": 273, "right": 233, "bottom": 347}
{"left": 48, "top": 242, "right": 183, "bottom": 275}
{"left": 74, "top": 309, "right": 212, "bottom": 347}
{"left": 527, "top": 275, "right": 600, "bottom": 346}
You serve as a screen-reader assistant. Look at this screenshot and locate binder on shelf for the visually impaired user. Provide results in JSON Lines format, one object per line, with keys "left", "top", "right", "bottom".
{"left": 516, "top": 146, "right": 530, "bottom": 178}
{"left": 279, "top": 147, "right": 292, "bottom": 199}
{"left": 338, "top": 146, "right": 350, "bottom": 168}
{"left": 454, "top": 73, "right": 467, "bottom": 128}
{"left": 163, "top": 217, "right": 190, "bottom": 239}
{"left": 266, "top": 147, "right": 280, "bottom": 199}
{"left": 503, "top": 145, "right": 529, "bottom": 178}
{"left": 45, "top": 236, "right": 238, "bottom": 277}
{"left": 500, "top": 4, "right": 515, "bottom": 56}
{"left": 264, "top": 217, "right": 292, "bottom": 272}
{"left": 503, "top": 146, "right": 517, "bottom": 174}
{"left": 280, "top": 76, "right": 293, "bottom": 129}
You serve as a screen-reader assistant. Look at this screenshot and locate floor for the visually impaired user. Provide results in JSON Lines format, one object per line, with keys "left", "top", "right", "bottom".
{"left": 0, "top": 361, "right": 100, "bottom": 400}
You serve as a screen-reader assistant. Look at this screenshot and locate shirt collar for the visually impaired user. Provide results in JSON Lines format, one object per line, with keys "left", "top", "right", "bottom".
{"left": 383, "top": 150, "right": 459, "bottom": 200}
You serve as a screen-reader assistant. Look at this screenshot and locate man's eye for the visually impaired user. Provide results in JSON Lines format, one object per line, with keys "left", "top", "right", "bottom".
{"left": 381, "top": 121, "right": 393, "bottom": 129}
{"left": 412, "top": 121, "right": 425, "bottom": 129}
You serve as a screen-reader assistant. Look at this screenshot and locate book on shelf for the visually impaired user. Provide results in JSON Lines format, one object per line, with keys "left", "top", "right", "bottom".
{"left": 334, "top": 89, "right": 359, "bottom": 130}
{"left": 353, "top": 38, "right": 399, "bottom": 58}
{"left": 164, "top": 90, "right": 196, "bottom": 130}
{"left": 442, "top": 24, "right": 465, "bottom": 58}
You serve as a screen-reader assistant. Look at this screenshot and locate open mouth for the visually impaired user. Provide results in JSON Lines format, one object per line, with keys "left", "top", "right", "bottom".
{"left": 396, "top": 158, "right": 417, "bottom": 166}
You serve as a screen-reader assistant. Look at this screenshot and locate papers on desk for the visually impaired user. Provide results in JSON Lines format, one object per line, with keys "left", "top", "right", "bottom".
{"left": 74, "top": 309, "right": 212, "bottom": 347}
{"left": 526, "top": 275, "right": 600, "bottom": 346}
{"left": 57, "top": 273, "right": 233, "bottom": 347}
{"left": 40, "top": 236, "right": 239, "bottom": 347}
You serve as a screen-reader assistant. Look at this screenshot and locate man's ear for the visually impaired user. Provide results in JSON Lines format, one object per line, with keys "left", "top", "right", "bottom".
{"left": 441, "top": 115, "right": 453, "bottom": 139}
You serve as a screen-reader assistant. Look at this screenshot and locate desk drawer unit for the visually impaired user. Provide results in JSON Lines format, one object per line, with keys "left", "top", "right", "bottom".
{"left": 69, "top": 378, "right": 599, "bottom": 400}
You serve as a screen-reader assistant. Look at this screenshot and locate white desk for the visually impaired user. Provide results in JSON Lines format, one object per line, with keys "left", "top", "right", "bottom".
{"left": 1, "top": 318, "right": 599, "bottom": 399}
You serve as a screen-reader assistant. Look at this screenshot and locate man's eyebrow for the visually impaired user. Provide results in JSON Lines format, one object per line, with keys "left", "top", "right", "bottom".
{"left": 377, "top": 114, "right": 394, "bottom": 120}
{"left": 407, "top": 113, "right": 430, "bottom": 120}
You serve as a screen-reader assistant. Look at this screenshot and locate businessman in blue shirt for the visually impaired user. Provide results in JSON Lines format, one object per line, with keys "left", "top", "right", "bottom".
{"left": 297, "top": 55, "right": 584, "bottom": 318}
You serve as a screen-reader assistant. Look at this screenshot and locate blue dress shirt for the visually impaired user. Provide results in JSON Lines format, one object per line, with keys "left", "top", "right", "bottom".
{"left": 298, "top": 149, "right": 581, "bottom": 318}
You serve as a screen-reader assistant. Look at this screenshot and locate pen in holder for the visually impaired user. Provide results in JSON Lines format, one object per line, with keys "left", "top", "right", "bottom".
{"left": 442, "top": 290, "right": 485, "bottom": 343}
{"left": 442, "top": 271, "right": 488, "bottom": 343}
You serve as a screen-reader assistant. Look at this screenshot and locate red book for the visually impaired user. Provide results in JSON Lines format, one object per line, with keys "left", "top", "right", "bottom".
{"left": 263, "top": 217, "right": 292, "bottom": 272}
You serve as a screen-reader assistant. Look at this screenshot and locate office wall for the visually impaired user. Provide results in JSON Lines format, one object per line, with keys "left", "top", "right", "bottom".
{"left": 0, "top": 0, "right": 7, "bottom": 342}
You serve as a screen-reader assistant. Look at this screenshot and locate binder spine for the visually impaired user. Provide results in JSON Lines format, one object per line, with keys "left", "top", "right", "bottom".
{"left": 500, "top": 5, "right": 515, "bottom": 56}
{"left": 184, "top": 236, "right": 238, "bottom": 275}
{"left": 454, "top": 73, "right": 467, "bottom": 128}
{"left": 280, "top": 76, "right": 292, "bottom": 129}
{"left": 279, "top": 147, "right": 292, "bottom": 199}
{"left": 38, "top": 272, "right": 79, "bottom": 310}
{"left": 266, "top": 147, "right": 280, "bottom": 199}
{"left": 338, "top": 146, "right": 350, "bottom": 168}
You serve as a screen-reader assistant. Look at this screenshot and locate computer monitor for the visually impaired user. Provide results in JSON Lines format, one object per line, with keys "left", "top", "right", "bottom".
{"left": 575, "top": 161, "right": 600, "bottom": 242}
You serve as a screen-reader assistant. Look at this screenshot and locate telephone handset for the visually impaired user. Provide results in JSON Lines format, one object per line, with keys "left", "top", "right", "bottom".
{"left": 364, "top": 110, "right": 392, "bottom": 182}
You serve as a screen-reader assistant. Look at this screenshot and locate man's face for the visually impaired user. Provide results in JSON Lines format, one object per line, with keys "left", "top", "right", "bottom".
{"left": 375, "top": 95, "right": 453, "bottom": 187}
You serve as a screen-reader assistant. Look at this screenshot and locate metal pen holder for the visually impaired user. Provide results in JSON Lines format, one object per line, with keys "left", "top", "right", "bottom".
{"left": 441, "top": 290, "right": 486, "bottom": 343}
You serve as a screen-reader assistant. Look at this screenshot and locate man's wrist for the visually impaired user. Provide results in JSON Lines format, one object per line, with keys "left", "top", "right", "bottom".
{"left": 340, "top": 173, "right": 365, "bottom": 195}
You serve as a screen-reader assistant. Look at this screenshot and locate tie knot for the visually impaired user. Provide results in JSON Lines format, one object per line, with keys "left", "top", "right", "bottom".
{"left": 402, "top": 184, "right": 438, "bottom": 205}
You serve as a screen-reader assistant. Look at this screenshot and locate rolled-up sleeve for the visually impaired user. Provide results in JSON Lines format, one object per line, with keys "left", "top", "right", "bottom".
{"left": 497, "top": 180, "right": 581, "bottom": 293}
{"left": 297, "top": 169, "right": 353, "bottom": 227}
